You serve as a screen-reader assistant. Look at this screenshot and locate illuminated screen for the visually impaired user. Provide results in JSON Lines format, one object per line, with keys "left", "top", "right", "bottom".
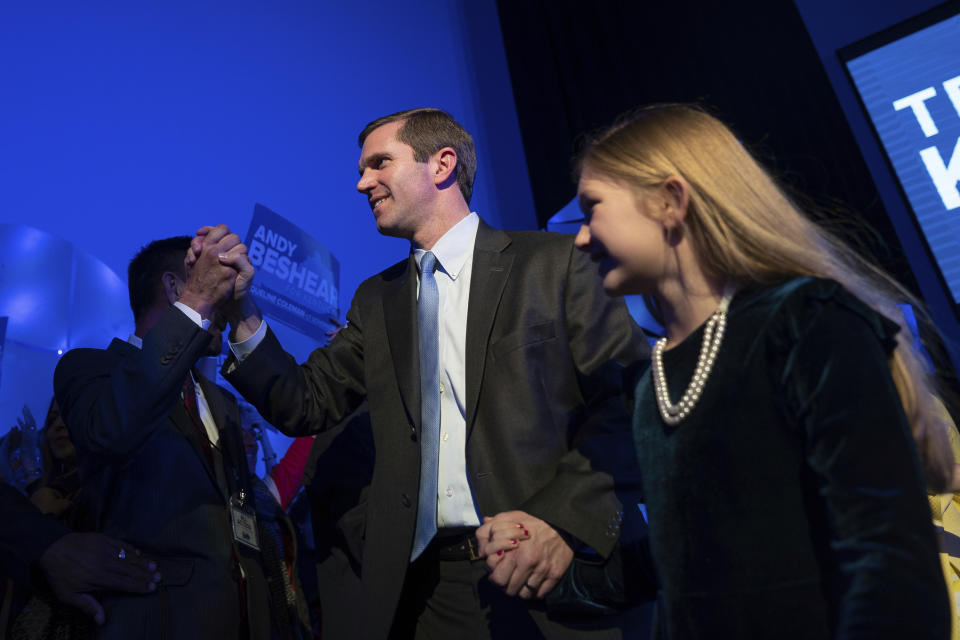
{"left": 842, "top": 5, "right": 960, "bottom": 308}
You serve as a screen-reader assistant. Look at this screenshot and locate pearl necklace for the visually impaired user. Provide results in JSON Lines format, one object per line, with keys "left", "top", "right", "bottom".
{"left": 652, "top": 285, "right": 736, "bottom": 425}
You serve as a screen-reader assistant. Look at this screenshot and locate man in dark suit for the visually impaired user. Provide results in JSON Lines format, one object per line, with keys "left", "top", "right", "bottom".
{"left": 196, "top": 109, "right": 648, "bottom": 638}
{"left": 54, "top": 236, "right": 270, "bottom": 639}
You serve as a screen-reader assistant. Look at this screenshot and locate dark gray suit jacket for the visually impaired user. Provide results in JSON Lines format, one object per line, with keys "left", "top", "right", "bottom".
{"left": 54, "top": 309, "right": 270, "bottom": 640}
{"left": 225, "top": 221, "right": 649, "bottom": 638}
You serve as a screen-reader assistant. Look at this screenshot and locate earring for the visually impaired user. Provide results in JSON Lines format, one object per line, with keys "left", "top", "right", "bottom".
{"left": 664, "top": 225, "right": 678, "bottom": 245}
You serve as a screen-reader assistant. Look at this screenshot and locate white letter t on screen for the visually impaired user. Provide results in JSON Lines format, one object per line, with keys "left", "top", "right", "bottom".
{"left": 894, "top": 87, "right": 939, "bottom": 137}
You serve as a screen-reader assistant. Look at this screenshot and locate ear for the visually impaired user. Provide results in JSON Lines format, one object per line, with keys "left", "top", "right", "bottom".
{"left": 432, "top": 147, "right": 458, "bottom": 189}
{"left": 161, "top": 271, "right": 182, "bottom": 305}
{"left": 660, "top": 175, "right": 690, "bottom": 231}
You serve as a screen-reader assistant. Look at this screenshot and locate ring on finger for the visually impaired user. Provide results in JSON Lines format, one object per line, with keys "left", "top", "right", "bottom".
{"left": 523, "top": 581, "right": 537, "bottom": 593}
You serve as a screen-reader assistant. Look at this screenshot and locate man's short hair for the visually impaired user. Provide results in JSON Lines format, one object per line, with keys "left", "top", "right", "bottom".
{"left": 358, "top": 108, "right": 477, "bottom": 204}
{"left": 127, "top": 236, "right": 192, "bottom": 322}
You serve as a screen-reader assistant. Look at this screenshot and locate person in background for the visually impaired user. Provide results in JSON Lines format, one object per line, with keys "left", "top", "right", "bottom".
{"left": 240, "top": 404, "right": 313, "bottom": 640}
{"left": 301, "top": 402, "right": 373, "bottom": 640}
{"left": 569, "top": 103, "right": 953, "bottom": 638}
{"left": 0, "top": 406, "right": 43, "bottom": 496}
{"left": 8, "top": 399, "right": 96, "bottom": 637}
{"left": 54, "top": 235, "right": 271, "bottom": 640}
{"left": 242, "top": 404, "right": 315, "bottom": 511}
{"left": 928, "top": 397, "right": 960, "bottom": 638}
{"left": 30, "top": 398, "right": 91, "bottom": 531}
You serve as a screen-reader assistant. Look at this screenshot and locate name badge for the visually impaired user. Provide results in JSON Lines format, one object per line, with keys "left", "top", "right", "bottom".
{"left": 230, "top": 491, "right": 260, "bottom": 551}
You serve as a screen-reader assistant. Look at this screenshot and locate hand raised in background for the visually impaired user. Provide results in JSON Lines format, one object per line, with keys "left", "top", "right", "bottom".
{"left": 15, "top": 404, "right": 41, "bottom": 479}
{"left": 15, "top": 404, "right": 36, "bottom": 432}
{"left": 1, "top": 407, "right": 42, "bottom": 492}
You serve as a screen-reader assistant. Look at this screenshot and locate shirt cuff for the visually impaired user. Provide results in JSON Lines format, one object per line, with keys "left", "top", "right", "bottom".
{"left": 229, "top": 318, "right": 267, "bottom": 362}
{"left": 173, "top": 301, "right": 211, "bottom": 331}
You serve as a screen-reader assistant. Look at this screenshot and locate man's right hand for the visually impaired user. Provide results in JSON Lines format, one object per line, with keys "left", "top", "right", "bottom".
{"left": 38, "top": 532, "right": 161, "bottom": 625}
{"left": 189, "top": 224, "right": 262, "bottom": 342}
{"left": 180, "top": 224, "right": 246, "bottom": 319}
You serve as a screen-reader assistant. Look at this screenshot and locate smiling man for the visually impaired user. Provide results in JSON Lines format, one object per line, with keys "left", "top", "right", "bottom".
{"left": 206, "top": 108, "right": 649, "bottom": 639}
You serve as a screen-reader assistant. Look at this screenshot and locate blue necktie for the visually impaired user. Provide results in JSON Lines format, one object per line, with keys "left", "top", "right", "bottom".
{"left": 411, "top": 251, "right": 440, "bottom": 561}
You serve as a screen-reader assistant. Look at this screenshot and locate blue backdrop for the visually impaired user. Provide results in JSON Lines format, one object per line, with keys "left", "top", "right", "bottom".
{"left": 0, "top": 1, "right": 535, "bottom": 441}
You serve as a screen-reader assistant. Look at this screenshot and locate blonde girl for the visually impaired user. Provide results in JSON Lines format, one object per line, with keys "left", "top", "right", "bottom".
{"left": 575, "top": 104, "right": 953, "bottom": 638}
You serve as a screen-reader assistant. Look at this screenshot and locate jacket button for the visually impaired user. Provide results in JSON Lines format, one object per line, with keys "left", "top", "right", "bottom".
{"left": 401, "top": 493, "right": 411, "bottom": 508}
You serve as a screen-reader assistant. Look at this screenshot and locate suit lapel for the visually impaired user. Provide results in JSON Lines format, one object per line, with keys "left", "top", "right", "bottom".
{"left": 174, "top": 371, "right": 229, "bottom": 500}
{"left": 199, "top": 373, "right": 247, "bottom": 498}
{"left": 110, "top": 339, "right": 228, "bottom": 498}
{"left": 464, "top": 222, "right": 513, "bottom": 438}
{"left": 383, "top": 254, "right": 420, "bottom": 432}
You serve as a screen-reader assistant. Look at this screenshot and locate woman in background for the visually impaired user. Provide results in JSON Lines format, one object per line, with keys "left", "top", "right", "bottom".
{"left": 10, "top": 399, "right": 93, "bottom": 639}
{"left": 30, "top": 398, "right": 89, "bottom": 530}
{"left": 0, "top": 401, "right": 93, "bottom": 638}
{"left": 572, "top": 104, "right": 954, "bottom": 638}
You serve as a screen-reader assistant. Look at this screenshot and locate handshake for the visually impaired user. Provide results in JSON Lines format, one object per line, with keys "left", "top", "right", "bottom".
{"left": 180, "top": 224, "right": 262, "bottom": 341}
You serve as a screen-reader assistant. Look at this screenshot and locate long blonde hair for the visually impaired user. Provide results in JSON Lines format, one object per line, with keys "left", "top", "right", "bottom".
{"left": 578, "top": 103, "right": 954, "bottom": 491}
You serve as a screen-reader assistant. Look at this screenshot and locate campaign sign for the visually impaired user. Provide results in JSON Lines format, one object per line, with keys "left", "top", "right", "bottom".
{"left": 243, "top": 204, "right": 339, "bottom": 337}
{"left": 844, "top": 11, "right": 960, "bottom": 305}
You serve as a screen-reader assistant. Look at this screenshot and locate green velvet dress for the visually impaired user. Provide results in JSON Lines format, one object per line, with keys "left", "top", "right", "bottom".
{"left": 633, "top": 277, "right": 949, "bottom": 639}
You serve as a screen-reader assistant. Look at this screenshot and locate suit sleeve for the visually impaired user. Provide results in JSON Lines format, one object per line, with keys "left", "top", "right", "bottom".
{"left": 521, "top": 242, "right": 650, "bottom": 557}
{"left": 0, "top": 482, "right": 70, "bottom": 587}
{"left": 223, "top": 295, "right": 367, "bottom": 438}
{"left": 54, "top": 307, "right": 214, "bottom": 465}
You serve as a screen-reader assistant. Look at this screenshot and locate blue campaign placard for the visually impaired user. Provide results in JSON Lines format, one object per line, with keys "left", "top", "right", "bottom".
{"left": 846, "top": 13, "right": 960, "bottom": 304}
{"left": 243, "top": 204, "right": 340, "bottom": 337}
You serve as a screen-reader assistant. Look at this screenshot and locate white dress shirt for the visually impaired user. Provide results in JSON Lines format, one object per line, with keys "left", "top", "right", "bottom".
{"left": 230, "top": 213, "right": 483, "bottom": 528}
{"left": 412, "top": 212, "right": 480, "bottom": 528}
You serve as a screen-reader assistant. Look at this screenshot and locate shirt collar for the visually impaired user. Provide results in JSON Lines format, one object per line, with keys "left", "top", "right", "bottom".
{"left": 413, "top": 212, "right": 479, "bottom": 280}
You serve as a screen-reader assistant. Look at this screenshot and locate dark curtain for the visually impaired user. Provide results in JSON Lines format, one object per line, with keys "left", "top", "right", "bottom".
{"left": 494, "top": 0, "right": 920, "bottom": 295}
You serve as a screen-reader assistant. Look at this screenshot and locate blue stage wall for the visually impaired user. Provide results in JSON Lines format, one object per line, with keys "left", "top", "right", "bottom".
{"left": 0, "top": 0, "right": 535, "bottom": 341}
{"left": 0, "top": 0, "right": 535, "bottom": 440}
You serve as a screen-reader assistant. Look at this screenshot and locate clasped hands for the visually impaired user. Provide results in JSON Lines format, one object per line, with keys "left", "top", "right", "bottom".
{"left": 180, "top": 224, "right": 255, "bottom": 328}
{"left": 475, "top": 510, "right": 574, "bottom": 600}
